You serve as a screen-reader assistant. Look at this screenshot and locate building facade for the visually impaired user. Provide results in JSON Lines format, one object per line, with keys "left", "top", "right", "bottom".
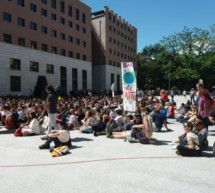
{"left": 91, "top": 6, "right": 137, "bottom": 93}
{"left": 0, "top": 0, "right": 92, "bottom": 96}
{"left": 0, "top": 1, "right": 137, "bottom": 96}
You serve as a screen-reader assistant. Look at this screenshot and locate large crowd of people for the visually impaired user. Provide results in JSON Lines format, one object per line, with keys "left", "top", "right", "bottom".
{"left": 0, "top": 82, "right": 215, "bottom": 156}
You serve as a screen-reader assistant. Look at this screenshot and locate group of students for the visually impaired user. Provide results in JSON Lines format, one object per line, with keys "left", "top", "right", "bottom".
{"left": 0, "top": 83, "right": 215, "bottom": 156}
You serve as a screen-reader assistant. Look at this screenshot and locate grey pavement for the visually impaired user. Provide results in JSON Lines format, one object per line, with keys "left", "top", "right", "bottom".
{"left": 0, "top": 95, "right": 215, "bottom": 193}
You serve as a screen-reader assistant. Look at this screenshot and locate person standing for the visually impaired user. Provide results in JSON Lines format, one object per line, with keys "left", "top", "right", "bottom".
{"left": 40, "top": 85, "right": 58, "bottom": 139}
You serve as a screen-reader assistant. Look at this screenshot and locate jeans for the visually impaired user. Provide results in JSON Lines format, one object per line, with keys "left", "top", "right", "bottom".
{"left": 47, "top": 113, "right": 58, "bottom": 134}
{"left": 44, "top": 137, "right": 61, "bottom": 147}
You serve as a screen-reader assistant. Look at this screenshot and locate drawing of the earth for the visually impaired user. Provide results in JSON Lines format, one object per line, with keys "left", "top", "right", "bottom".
{"left": 123, "top": 72, "right": 135, "bottom": 84}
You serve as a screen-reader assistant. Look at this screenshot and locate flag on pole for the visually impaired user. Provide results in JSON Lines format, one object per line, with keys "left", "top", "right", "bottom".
{"left": 121, "top": 62, "right": 136, "bottom": 112}
{"left": 111, "top": 82, "right": 115, "bottom": 97}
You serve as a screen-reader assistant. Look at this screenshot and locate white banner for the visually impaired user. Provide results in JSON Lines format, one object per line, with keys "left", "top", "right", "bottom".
{"left": 121, "top": 62, "right": 136, "bottom": 112}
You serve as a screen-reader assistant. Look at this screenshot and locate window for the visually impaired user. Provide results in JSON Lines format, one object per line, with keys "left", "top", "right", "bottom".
{"left": 72, "top": 68, "right": 78, "bottom": 91}
{"left": 3, "top": 34, "right": 11, "bottom": 43}
{"left": 117, "top": 74, "right": 120, "bottom": 90}
{"left": 82, "top": 70, "right": 87, "bottom": 90}
{"left": 82, "top": 41, "right": 86, "bottom": 47}
{"left": 76, "top": 53, "right": 80, "bottom": 59}
{"left": 17, "top": 17, "right": 25, "bottom": 26}
{"left": 30, "top": 22, "right": 37, "bottom": 30}
{"left": 17, "top": 0, "right": 25, "bottom": 7}
{"left": 3, "top": 12, "right": 11, "bottom": 22}
{"left": 82, "top": 13, "right": 86, "bottom": 24}
{"left": 68, "top": 5, "right": 73, "bottom": 17}
{"left": 109, "top": 12, "right": 111, "bottom": 20}
{"left": 51, "top": 0, "right": 56, "bottom": 9}
{"left": 75, "top": 9, "right": 79, "bottom": 20}
{"left": 61, "top": 49, "right": 65, "bottom": 56}
{"left": 11, "top": 76, "right": 21, "bottom": 92}
{"left": 46, "top": 64, "right": 54, "bottom": 74}
{"left": 10, "top": 58, "right": 21, "bottom": 70}
{"left": 75, "top": 24, "right": 80, "bottom": 31}
{"left": 18, "top": 37, "right": 25, "bottom": 46}
{"left": 30, "top": 41, "right": 37, "bottom": 49}
{"left": 109, "top": 60, "right": 112, "bottom": 65}
{"left": 41, "top": 0, "right": 47, "bottom": 4}
{"left": 51, "top": 30, "right": 57, "bottom": 37}
{"left": 60, "top": 17, "right": 65, "bottom": 24}
{"left": 51, "top": 13, "right": 57, "bottom": 21}
{"left": 68, "top": 36, "right": 73, "bottom": 43}
{"left": 41, "top": 26, "right": 47, "bottom": 34}
{"left": 60, "top": 33, "right": 65, "bottom": 40}
{"left": 75, "top": 39, "right": 80, "bottom": 45}
{"left": 69, "top": 51, "right": 73, "bottom": 58}
{"left": 82, "top": 27, "right": 86, "bottom": 34}
{"left": 111, "top": 73, "right": 114, "bottom": 86}
{"left": 41, "top": 9, "right": 47, "bottom": 16}
{"left": 82, "top": 55, "right": 86, "bottom": 61}
{"left": 68, "top": 21, "right": 73, "bottom": 28}
{"left": 30, "top": 61, "right": 39, "bottom": 72}
{"left": 42, "top": 44, "right": 48, "bottom": 51}
{"left": 30, "top": 3, "right": 36, "bottom": 12}
{"left": 60, "top": 1, "right": 65, "bottom": 13}
{"left": 52, "top": 46, "right": 57, "bottom": 54}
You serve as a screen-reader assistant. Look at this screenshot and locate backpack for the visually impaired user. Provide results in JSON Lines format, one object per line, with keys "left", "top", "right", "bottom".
{"left": 106, "top": 119, "right": 120, "bottom": 138}
{"left": 14, "top": 128, "right": 23, "bottom": 137}
{"left": 50, "top": 146, "right": 70, "bottom": 157}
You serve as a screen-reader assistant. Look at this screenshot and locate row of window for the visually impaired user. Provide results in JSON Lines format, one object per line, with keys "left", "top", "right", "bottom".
{"left": 10, "top": 58, "right": 55, "bottom": 74}
{"left": 10, "top": 58, "right": 88, "bottom": 92}
{"left": 109, "top": 25, "right": 134, "bottom": 43}
{"left": 109, "top": 37, "right": 136, "bottom": 53}
{"left": 10, "top": 69, "right": 88, "bottom": 92}
{"left": 108, "top": 49, "right": 136, "bottom": 62}
{"left": 108, "top": 12, "right": 133, "bottom": 35}
{"left": 3, "top": 34, "right": 87, "bottom": 61}
{"left": 16, "top": 0, "right": 86, "bottom": 23}
{"left": 3, "top": 12, "right": 87, "bottom": 34}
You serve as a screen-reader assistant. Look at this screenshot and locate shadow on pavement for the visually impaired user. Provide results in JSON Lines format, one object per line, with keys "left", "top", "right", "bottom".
{"left": 0, "top": 128, "right": 15, "bottom": 135}
{"left": 150, "top": 138, "right": 171, "bottom": 145}
{"left": 71, "top": 137, "right": 94, "bottom": 142}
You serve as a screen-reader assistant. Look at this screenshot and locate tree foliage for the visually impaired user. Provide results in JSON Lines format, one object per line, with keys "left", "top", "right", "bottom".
{"left": 137, "top": 26, "right": 215, "bottom": 90}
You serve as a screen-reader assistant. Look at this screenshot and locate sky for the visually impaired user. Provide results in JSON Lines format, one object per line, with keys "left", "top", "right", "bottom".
{"left": 81, "top": 0, "right": 215, "bottom": 53}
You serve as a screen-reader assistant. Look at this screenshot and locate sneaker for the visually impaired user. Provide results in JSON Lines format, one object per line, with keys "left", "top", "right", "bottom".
{"left": 128, "top": 138, "right": 139, "bottom": 143}
{"left": 40, "top": 136, "right": 48, "bottom": 140}
{"left": 39, "top": 144, "right": 50, "bottom": 149}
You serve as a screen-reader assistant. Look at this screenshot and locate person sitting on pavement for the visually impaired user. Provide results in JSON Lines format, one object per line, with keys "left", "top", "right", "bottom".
{"left": 128, "top": 110, "right": 153, "bottom": 144}
{"left": 151, "top": 106, "right": 171, "bottom": 132}
{"left": 20, "top": 111, "right": 41, "bottom": 136}
{"left": 176, "top": 120, "right": 208, "bottom": 156}
{"left": 39, "top": 121, "right": 71, "bottom": 149}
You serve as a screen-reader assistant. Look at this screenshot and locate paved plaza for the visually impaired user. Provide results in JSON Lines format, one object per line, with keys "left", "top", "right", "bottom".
{"left": 0, "top": 95, "right": 215, "bottom": 193}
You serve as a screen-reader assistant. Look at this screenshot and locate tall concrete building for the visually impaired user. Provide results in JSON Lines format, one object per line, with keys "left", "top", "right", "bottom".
{"left": 0, "top": 0, "right": 92, "bottom": 96}
{"left": 0, "top": 1, "right": 137, "bottom": 96}
{"left": 91, "top": 6, "right": 137, "bottom": 93}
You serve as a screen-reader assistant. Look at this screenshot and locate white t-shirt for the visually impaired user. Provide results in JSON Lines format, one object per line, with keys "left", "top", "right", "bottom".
{"left": 187, "top": 132, "right": 199, "bottom": 149}
{"left": 68, "top": 115, "right": 77, "bottom": 125}
{"left": 58, "top": 130, "right": 70, "bottom": 143}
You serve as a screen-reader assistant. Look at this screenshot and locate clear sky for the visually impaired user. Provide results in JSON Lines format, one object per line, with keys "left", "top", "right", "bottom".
{"left": 81, "top": 0, "right": 215, "bottom": 53}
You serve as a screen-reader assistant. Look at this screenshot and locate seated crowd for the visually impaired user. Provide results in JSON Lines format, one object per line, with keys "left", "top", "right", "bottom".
{"left": 0, "top": 86, "right": 214, "bottom": 157}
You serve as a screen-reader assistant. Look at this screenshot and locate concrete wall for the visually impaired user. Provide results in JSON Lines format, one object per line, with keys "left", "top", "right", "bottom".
{"left": 0, "top": 43, "right": 92, "bottom": 96}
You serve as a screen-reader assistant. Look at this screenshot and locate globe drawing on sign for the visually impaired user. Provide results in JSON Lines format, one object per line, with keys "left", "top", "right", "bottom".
{"left": 123, "top": 71, "right": 135, "bottom": 85}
